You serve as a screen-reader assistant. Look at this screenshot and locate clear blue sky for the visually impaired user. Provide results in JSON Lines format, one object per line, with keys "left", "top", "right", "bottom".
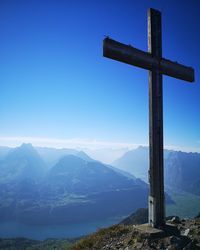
{"left": 0, "top": 0, "right": 199, "bottom": 151}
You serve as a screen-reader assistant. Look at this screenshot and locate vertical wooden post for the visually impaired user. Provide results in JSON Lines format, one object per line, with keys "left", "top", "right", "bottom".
{"left": 148, "top": 8, "right": 165, "bottom": 227}
{"left": 103, "top": 7, "right": 194, "bottom": 229}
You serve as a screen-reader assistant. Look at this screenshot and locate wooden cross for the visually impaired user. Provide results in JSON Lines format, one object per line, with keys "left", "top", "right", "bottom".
{"left": 103, "top": 8, "right": 194, "bottom": 228}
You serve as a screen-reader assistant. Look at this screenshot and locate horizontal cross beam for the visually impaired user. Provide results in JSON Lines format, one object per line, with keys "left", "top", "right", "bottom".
{"left": 103, "top": 38, "right": 194, "bottom": 82}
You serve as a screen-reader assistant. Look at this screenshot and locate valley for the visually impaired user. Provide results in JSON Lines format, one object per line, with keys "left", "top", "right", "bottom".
{"left": 0, "top": 144, "right": 148, "bottom": 238}
{"left": 0, "top": 144, "right": 199, "bottom": 239}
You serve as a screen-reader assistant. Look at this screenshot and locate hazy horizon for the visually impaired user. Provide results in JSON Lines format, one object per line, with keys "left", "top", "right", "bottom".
{"left": 0, "top": 138, "right": 199, "bottom": 164}
{"left": 0, "top": 0, "right": 199, "bottom": 158}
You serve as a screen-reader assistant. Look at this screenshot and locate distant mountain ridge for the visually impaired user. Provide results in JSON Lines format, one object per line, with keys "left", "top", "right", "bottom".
{"left": 0, "top": 144, "right": 148, "bottom": 225}
{"left": 35, "top": 146, "right": 94, "bottom": 169}
{"left": 113, "top": 146, "right": 149, "bottom": 182}
{"left": 112, "top": 146, "right": 200, "bottom": 195}
{"left": 46, "top": 154, "right": 146, "bottom": 195}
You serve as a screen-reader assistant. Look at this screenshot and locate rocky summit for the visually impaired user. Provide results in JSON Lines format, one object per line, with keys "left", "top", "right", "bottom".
{"left": 71, "top": 217, "right": 200, "bottom": 249}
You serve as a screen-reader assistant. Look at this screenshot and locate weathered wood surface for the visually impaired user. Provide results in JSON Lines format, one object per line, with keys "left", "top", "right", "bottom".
{"left": 148, "top": 8, "right": 164, "bottom": 227}
{"left": 103, "top": 38, "right": 194, "bottom": 82}
{"left": 103, "top": 7, "right": 195, "bottom": 228}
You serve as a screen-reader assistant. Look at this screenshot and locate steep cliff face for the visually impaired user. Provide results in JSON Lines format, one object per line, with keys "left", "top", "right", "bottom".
{"left": 165, "top": 151, "right": 200, "bottom": 194}
{"left": 165, "top": 152, "right": 183, "bottom": 189}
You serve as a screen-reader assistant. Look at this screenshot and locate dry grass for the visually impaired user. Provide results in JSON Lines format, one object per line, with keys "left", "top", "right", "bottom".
{"left": 70, "top": 224, "right": 131, "bottom": 250}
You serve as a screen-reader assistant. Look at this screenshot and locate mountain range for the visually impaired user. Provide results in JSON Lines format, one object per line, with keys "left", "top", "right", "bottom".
{"left": 1, "top": 143, "right": 199, "bottom": 227}
{"left": 0, "top": 144, "right": 148, "bottom": 225}
{"left": 113, "top": 146, "right": 200, "bottom": 195}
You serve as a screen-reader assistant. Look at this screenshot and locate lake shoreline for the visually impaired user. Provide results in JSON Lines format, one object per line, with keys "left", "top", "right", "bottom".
{"left": 0, "top": 216, "right": 125, "bottom": 240}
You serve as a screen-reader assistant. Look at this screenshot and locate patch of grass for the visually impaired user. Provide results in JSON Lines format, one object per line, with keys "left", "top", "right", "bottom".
{"left": 70, "top": 224, "right": 131, "bottom": 250}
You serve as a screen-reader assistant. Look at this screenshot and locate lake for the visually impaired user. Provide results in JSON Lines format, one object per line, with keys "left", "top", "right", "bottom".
{"left": 0, "top": 217, "right": 124, "bottom": 240}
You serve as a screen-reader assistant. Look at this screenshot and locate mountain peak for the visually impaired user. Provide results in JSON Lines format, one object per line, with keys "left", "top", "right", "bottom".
{"left": 136, "top": 145, "right": 148, "bottom": 151}
{"left": 2, "top": 143, "right": 45, "bottom": 183}
{"left": 50, "top": 154, "right": 86, "bottom": 173}
{"left": 76, "top": 151, "right": 94, "bottom": 161}
{"left": 13, "top": 143, "right": 39, "bottom": 156}
{"left": 20, "top": 143, "right": 34, "bottom": 149}
{"left": 59, "top": 154, "right": 86, "bottom": 163}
